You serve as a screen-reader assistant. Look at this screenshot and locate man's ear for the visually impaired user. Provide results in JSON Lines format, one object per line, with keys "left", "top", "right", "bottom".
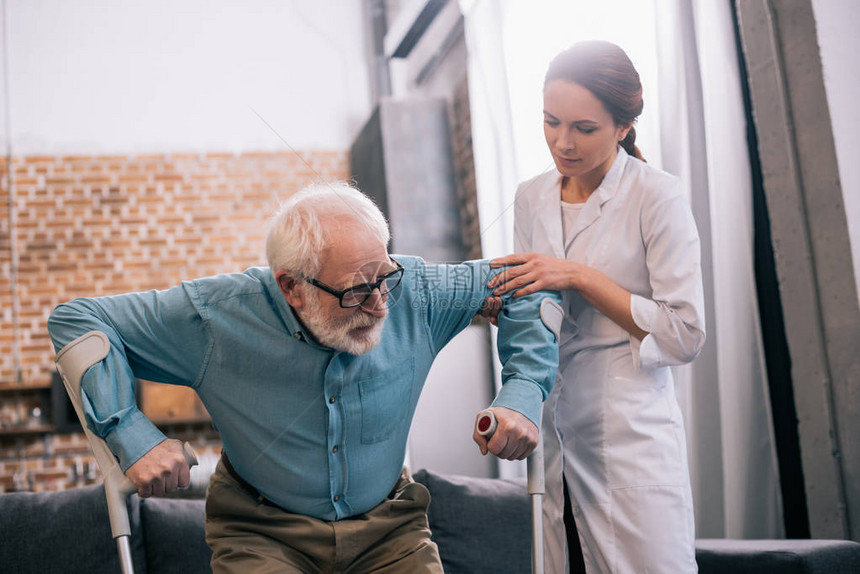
{"left": 276, "top": 271, "right": 305, "bottom": 309}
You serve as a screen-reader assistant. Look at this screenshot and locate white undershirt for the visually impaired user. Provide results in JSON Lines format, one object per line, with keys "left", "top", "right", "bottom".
{"left": 561, "top": 200, "right": 586, "bottom": 255}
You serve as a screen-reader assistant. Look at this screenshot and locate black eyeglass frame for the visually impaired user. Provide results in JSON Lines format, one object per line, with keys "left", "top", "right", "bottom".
{"left": 304, "top": 258, "right": 404, "bottom": 309}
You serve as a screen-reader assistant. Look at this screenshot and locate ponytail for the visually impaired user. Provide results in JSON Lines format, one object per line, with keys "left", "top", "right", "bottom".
{"left": 621, "top": 126, "right": 645, "bottom": 162}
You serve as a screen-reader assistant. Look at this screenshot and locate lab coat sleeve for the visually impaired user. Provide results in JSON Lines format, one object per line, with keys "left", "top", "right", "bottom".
{"left": 419, "top": 258, "right": 560, "bottom": 427}
{"left": 47, "top": 284, "right": 209, "bottom": 470}
{"left": 629, "top": 182, "right": 706, "bottom": 370}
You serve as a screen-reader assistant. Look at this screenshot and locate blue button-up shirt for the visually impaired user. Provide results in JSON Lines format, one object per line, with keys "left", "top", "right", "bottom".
{"left": 48, "top": 256, "right": 560, "bottom": 521}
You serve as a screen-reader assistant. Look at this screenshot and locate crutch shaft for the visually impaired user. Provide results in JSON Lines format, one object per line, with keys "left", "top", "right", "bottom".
{"left": 476, "top": 408, "right": 545, "bottom": 574}
{"left": 117, "top": 536, "right": 134, "bottom": 574}
{"left": 531, "top": 493, "right": 545, "bottom": 574}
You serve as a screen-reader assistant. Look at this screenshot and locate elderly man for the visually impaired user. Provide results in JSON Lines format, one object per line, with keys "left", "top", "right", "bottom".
{"left": 48, "top": 182, "right": 560, "bottom": 573}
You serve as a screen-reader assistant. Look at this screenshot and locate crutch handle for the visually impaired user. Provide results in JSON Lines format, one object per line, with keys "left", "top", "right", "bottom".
{"left": 476, "top": 409, "right": 498, "bottom": 437}
{"left": 476, "top": 409, "right": 544, "bottom": 493}
{"left": 103, "top": 441, "right": 198, "bottom": 534}
{"left": 183, "top": 441, "right": 200, "bottom": 467}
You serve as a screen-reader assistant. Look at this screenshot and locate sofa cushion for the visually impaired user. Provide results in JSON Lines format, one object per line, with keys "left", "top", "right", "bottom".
{"left": 414, "top": 468, "right": 532, "bottom": 574}
{"left": 696, "top": 538, "right": 860, "bottom": 574}
{"left": 140, "top": 496, "right": 212, "bottom": 574}
{"left": 414, "top": 469, "right": 860, "bottom": 574}
{"left": 0, "top": 484, "right": 146, "bottom": 574}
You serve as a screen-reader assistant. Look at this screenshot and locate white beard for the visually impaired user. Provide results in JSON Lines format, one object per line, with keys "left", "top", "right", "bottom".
{"left": 298, "top": 289, "right": 386, "bottom": 354}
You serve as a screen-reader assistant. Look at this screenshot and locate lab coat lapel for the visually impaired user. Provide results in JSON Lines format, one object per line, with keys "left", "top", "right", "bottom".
{"left": 563, "top": 149, "right": 629, "bottom": 255}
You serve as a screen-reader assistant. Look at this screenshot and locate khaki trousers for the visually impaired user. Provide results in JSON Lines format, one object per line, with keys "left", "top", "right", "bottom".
{"left": 205, "top": 459, "right": 443, "bottom": 573}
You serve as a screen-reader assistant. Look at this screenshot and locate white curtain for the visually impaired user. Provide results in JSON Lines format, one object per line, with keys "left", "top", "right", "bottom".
{"left": 655, "top": 0, "right": 783, "bottom": 538}
{"left": 459, "top": 0, "right": 784, "bottom": 537}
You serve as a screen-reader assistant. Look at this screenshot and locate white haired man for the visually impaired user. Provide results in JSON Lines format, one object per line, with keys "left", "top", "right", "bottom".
{"left": 48, "top": 182, "right": 561, "bottom": 573}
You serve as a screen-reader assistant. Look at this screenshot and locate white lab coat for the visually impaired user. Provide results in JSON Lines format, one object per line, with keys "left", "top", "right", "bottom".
{"left": 514, "top": 149, "right": 704, "bottom": 573}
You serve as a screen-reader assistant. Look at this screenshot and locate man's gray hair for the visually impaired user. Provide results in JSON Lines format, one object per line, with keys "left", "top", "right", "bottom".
{"left": 265, "top": 181, "right": 390, "bottom": 278}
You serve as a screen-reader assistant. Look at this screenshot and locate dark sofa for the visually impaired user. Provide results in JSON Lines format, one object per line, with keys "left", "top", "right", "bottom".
{"left": 415, "top": 470, "right": 860, "bottom": 574}
{"left": 1, "top": 469, "right": 858, "bottom": 573}
{"left": 0, "top": 482, "right": 210, "bottom": 574}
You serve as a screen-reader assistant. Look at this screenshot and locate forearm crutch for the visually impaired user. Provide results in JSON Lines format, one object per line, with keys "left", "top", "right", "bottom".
{"left": 476, "top": 409, "right": 544, "bottom": 574}
{"left": 55, "top": 331, "right": 198, "bottom": 574}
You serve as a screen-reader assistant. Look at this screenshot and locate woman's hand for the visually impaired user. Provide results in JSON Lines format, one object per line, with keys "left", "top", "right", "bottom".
{"left": 490, "top": 252, "right": 649, "bottom": 340}
{"left": 488, "top": 253, "right": 579, "bottom": 297}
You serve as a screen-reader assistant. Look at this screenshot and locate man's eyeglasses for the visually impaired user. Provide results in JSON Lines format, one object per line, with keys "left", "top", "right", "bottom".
{"left": 304, "top": 259, "right": 404, "bottom": 309}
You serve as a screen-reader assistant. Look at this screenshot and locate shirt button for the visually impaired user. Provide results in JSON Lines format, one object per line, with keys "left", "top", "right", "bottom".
{"left": 329, "top": 396, "right": 336, "bottom": 404}
{"left": 333, "top": 495, "right": 340, "bottom": 502}
{"left": 332, "top": 446, "right": 338, "bottom": 453}
{"left": 293, "top": 333, "right": 300, "bottom": 339}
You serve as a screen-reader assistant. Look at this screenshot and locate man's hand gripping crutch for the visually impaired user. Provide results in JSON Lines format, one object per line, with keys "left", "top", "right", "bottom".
{"left": 474, "top": 407, "right": 545, "bottom": 574}
{"left": 55, "top": 331, "right": 198, "bottom": 574}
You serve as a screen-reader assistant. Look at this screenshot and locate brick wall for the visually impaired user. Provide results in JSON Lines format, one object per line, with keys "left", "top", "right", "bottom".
{"left": 0, "top": 420, "right": 224, "bottom": 494}
{"left": 1, "top": 150, "right": 350, "bottom": 492}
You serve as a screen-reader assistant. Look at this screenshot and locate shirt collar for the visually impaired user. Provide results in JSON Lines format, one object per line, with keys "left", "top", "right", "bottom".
{"left": 284, "top": 306, "right": 311, "bottom": 344}
{"left": 593, "top": 145, "right": 628, "bottom": 202}
{"left": 261, "top": 270, "right": 317, "bottom": 345}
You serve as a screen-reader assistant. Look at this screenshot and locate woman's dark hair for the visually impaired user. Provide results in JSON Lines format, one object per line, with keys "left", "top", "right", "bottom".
{"left": 544, "top": 40, "right": 645, "bottom": 160}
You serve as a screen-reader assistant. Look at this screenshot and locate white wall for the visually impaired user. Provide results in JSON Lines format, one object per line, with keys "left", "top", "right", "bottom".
{"left": 407, "top": 325, "right": 495, "bottom": 478}
{"left": 812, "top": 0, "right": 860, "bottom": 304}
{"left": 2, "top": 0, "right": 372, "bottom": 155}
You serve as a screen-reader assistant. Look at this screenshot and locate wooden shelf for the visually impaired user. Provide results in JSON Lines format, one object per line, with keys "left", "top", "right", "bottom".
{"left": 140, "top": 380, "right": 209, "bottom": 424}
{"left": 151, "top": 416, "right": 212, "bottom": 426}
{"left": 0, "top": 425, "right": 55, "bottom": 437}
{"left": 0, "top": 383, "right": 52, "bottom": 393}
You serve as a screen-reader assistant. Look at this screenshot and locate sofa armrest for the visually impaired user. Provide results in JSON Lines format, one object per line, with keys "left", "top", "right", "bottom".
{"left": 414, "top": 468, "right": 531, "bottom": 574}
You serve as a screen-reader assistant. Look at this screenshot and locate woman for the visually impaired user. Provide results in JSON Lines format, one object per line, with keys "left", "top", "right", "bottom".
{"left": 488, "top": 41, "right": 705, "bottom": 573}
